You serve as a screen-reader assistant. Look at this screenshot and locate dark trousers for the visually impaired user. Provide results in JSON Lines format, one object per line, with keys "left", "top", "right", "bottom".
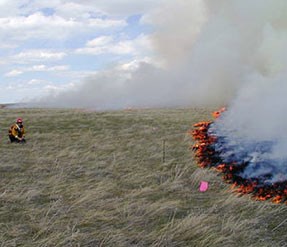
{"left": 9, "top": 135, "right": 26, "bottom": 143}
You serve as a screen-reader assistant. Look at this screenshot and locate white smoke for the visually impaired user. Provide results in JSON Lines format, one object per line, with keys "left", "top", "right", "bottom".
{"left": 196, "top": 0, "right": 287, "bottom": 183}
{"left": 31, "top": 0, "right": 287, "bottom": 181}
{"left": 213, "top": 70, "right": 287, "bottom": 182}
{"left": 34, "top": 0, "right": 247, "bottom": 109}
{"left": 37, "top": 0, "right": 287, "bottom": 130}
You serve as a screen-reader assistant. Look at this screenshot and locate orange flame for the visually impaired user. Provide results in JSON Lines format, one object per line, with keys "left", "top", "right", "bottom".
{"left": 212, "top": 107, "right": 226, "bottom": 119}
{"left": 190, "top": 107, "right": 287, "bottom": 204}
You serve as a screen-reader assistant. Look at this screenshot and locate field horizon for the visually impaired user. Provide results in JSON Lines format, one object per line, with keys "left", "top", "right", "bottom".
{"left": 0, "top": 107, "right": 287, "bottom": 246}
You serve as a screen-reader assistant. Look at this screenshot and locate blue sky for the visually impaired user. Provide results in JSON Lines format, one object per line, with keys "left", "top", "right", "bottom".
{"left": 0, "top": 0, "right": 162, "bottom": 103}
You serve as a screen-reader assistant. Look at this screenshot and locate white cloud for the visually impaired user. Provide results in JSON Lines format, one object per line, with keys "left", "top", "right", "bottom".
{"left": 17, "top": 0, "right": 164, "bottom": 18}
{"left": 75, "top": 47, "right": 105, "bottom": 55}
{"left": 4, "top": 64, "right": 69, "bottom": 77}
{"left": 0, "top": 0, "right": 30, "bottom": 17}
{"left": 30, "top": 65, "right": 47, "bottom": 71}
{"left": 76, "top": 34, "right": 152, "bottom": 56}
{"left": 109, "top": 41, "right": 136, "bottom": 54}
{"left": 11, "top": 50, "right": 67, "bottom": 64}
{"left": 117, "top": 57, "right": 163, "bottom": 71}
{"left": 87, "top": 18, "right": 126, "bottom": 28}
{"left": 0, "top": 0, "right": 159, "bottom": 104}
{"left": 0, "top": 12, "right": 73, "bottom": 29}
{"left": 27, "top": 79, "right": 46, "bottom": 85}
{"left": 51, "top": 2, "right": 97, "bottom": 20}
{"left": 0, "top": 0, "right": 157, "bottom": 48}
{"left": 30, "top": 65, "right": 69, "bottom": 72}
{"left": 0, "top": 11, "right": 126, "bottom": 43}
{"left": 0, "top": 12, "right": 76, "bottom": 40}
{"left": 86, "top": 36, "right": 113, "bottom": 47}
{"left": 71, "top": 0, "right": 164, "bottom": 16}
{"left": 5, "top": 69, "right": 23, "bottom": 77}
{"left": 75, "top": 41, "right": 135, "bottom": 55}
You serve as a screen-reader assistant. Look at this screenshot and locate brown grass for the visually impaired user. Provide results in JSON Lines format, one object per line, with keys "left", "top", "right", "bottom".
{"left": 0, "top": 107, "right": 286, "bottom": 246}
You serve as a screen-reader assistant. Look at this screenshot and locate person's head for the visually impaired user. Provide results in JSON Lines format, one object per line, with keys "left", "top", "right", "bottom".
{"left": 16, "top": 118, "right": 23, "bottom": 126}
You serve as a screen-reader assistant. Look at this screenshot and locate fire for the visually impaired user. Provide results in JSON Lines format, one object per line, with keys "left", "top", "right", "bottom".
{"left": 191, "top": 107, "right": 287, "bottom": 204}
{"left": 212, "top": 107, "right": 226, "bottom": 119}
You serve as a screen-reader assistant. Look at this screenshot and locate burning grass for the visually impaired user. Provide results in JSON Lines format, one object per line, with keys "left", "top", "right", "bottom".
{"left": 191, "top": 108, "right": 287, "bottom": 204}
{"left": 0, "top": 107, "right": 287, "bottom": 246}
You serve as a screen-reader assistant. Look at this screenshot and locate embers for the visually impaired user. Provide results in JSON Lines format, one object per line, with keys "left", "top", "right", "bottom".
{"left": 191, "top": 121, "right": 220, "bottom": 168}
{"left": 190, "top": 108, "right": 287, "bottom": 204}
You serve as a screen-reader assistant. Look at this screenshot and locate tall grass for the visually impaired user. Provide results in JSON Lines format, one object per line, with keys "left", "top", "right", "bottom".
{"left": 0, "top": 107, "right": 286, "bottom": 246}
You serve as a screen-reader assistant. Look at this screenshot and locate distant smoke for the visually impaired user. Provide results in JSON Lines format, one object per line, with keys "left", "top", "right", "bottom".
{"left": 35, "top": 0, "right": 287, "bottom": 114}
{"left": 32, "top": 0, "right": 240, "bottom": 109}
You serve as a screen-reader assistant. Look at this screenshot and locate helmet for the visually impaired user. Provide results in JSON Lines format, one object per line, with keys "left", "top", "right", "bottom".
{"left": 16, "top": 118, "right": 23, "bottom": 123}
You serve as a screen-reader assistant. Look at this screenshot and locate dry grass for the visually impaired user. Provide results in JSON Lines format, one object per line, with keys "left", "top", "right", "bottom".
{"left": 0, "top": 107, "right": 287, "bottom": 246}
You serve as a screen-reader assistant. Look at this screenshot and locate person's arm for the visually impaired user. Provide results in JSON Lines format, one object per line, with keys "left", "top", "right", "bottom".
{"left": 22, "top": 127, "right": 25, "bottom": 139}
{"left": 11, "top": 126, "right": 19, "bottom": 139}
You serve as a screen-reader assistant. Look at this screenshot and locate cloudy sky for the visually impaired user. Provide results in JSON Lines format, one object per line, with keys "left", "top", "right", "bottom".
{"left": 2, "top": 0, "right": 286, "bottom": 112}
{"left": 0, "top": 0, "right": 164, "bottom": 104}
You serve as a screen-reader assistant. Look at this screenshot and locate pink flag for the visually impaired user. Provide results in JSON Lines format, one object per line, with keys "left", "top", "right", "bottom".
{"left": 199, "top": 181, "right": 209, "bottom": 192}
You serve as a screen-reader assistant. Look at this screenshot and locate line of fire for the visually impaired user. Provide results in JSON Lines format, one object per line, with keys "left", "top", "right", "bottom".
{"left": 190, "top": 107, "right": 287, "bottom": 204}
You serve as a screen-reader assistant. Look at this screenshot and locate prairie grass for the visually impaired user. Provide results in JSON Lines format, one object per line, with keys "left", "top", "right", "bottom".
{"left": 0, "top": 107, "right": 287, "bottom": 246}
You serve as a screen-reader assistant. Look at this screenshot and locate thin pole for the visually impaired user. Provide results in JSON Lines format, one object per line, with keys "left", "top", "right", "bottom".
{"left": 162, "top": 139, "right": 166, "bottom": 163}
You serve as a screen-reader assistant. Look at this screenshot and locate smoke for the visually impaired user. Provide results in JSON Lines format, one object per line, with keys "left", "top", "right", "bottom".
{"left": 36, "top": 0, "right": 287, "bottom": 136}
{"left": 209, "top": 0, "right": 287, "bottom": 182}
{"left": 34, "top": 0, "right": 253, "bottom": 109}
{"left": 30, "top": 0, "right": 287, "bottom": 182}
{"left": 212, "top": 71, "right": 287, "bottom": 183}
{"left": 192, "top": 0, "right": 287, "bottom": 184}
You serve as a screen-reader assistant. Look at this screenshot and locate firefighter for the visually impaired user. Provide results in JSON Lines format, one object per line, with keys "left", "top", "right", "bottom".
{"left": 8, "top": 118, "right": 26, "bottom": 143}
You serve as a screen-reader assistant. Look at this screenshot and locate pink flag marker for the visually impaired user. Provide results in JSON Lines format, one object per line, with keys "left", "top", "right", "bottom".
{"left": 199, "top": 181, "right": 209, "bottom": 192}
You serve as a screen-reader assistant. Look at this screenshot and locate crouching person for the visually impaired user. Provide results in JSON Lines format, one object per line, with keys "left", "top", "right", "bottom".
{"left": 9, "top": 118, "right": 26, "bottom": 143}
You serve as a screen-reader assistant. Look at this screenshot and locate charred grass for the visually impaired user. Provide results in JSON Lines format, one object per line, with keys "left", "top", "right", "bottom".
{"left": 0, "top": 107, "right": 286, "bottom": 246}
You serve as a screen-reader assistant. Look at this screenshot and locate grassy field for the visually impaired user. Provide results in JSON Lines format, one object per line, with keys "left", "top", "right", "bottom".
{"left": 0, "top": 107, "right": 287, "bottom": 247}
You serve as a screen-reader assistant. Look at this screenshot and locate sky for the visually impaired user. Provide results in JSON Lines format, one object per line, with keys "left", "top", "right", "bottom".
{"left": 2, "top": 0, "right": 287, "bottom": 116}
{"left": 1, "top": 0, "right": 234, "bottom": 109}
{"left": 0, "top": 0, "right": 163, "bottom": 104}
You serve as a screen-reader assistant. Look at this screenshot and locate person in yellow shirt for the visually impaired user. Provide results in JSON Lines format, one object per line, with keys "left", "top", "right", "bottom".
{"left": 8, "top": 118, "right": 26, "bottom": 143}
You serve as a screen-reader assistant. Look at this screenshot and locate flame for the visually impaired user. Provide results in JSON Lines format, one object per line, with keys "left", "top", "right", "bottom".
{"left": 212, "top": 107, "right": 226, "bottom": 119}
{"left": 272, "top": 195, "right": 283, "bottom": 204}
{"left": 190, "top": 107, "right": 287, "bottom": 204}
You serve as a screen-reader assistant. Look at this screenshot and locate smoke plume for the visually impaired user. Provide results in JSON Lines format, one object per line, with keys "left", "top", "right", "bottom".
{"left": 32, "top": 0, "right": 287, "bottom": 182}
{"left": 35, "top": 0, "right": 253, "bottom": 109}
{"left": 206, "top": 0, "right": 287, "bottom": 183}
{"left": 37, "top": 0, "right": 287, "bottom": 132}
